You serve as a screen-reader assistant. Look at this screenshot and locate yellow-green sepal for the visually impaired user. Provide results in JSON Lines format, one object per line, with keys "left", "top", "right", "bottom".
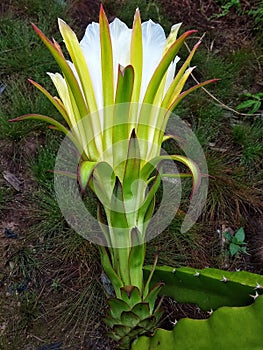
{"left": 78, "top": 160, "right": 98, "bottom": 194}
{"left": 142, "top": 30, "right": 197, "bottom": 105}
{"left": 99, "top": 5, "right": 115, "bottom": 153}
{"left": 99, "top": 246, "right": 124, "bottom": 298}
{"left": 168, "top": 78, "right": 220, "bottom": 112}
{"left": 99, "top": 5, "right": 114, "bottom": 107}
{"left": 128, "top": 230, "right": 146, "bottom": 289}
{"left": 28, "top": 79, "right": 70, "bottom": 125}
{"left": 130, "top": 8, "right": 143, "bottom": 103}
{"left": 141, "top": 154, "right": 201, "bottom": 198}
{"left": 115, "top": 65, "right": 134, "bottom": 104}
{"left": 58, "top": 19, "right": 98, "bottom": 114}
{"left": 161, "top": 41, "right": 201, "bottom": 109}
{"left": 32, "top": 23, "right": 89, "bottom": 120}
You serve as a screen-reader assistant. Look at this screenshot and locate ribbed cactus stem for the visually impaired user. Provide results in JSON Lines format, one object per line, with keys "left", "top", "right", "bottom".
{"left": 143, "top": 265, "right": 263, "bottom": 311}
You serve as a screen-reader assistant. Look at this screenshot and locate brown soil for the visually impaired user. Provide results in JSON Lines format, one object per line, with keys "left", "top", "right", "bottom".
{"left": 159, "top": 0, "right": 254, "bottom": 51}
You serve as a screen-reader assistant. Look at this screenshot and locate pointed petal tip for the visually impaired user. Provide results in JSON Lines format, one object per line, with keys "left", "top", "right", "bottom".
{"left": 8, "top": 114, "right": 27, "bottom": 123}
{"left": 58, "top": 18, "right": 67, "bottom": 29}
{"left": 31, "top": 22, "right": 37, "bottom": 30}
{"left": 188, "top": 65, "right": 196, "bottom": 71}
{"left": 99, "top": 3, "right": 106, "bottom": 17}
{"left": 99, "top": 3, "right": 110, "bottom": 26}
{"left": 31, "top": 22, "right": 42, "bottom": 35}
{"left": 185, "top": 29, "right": 198, "bottom": 37}
{"left": 118, "top": 63, "right": 134, "bottom": 75}
{"left": 194, "top": 39, "right": 202, "bottom": 49}
{"left": 178, "top": 29, "right": 198, "bottom": 40}
{"left": 8, "top": 117, "right": 18, "bottom": 123}
{"left": 134, "top": 7, "right": 141, "bottom": 18}
{"left": 212, "top": 78, "right": 221, "bottom": 82}
{"left": 170, "top": 22, "right": 182, "bottom": 34}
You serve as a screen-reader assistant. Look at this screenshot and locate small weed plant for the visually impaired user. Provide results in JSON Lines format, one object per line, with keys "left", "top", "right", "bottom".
{"left": 224, "top": 227, "right": 249, "bottom": 257}
{"left": 213, "top": 0, "right": 241, "bottom": 18}
{"left": 236, "top": 92, "right": 263, "bottom": 114}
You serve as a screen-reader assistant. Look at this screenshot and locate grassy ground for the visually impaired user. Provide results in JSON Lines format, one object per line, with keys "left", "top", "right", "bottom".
{"left": 0, "top": 0, "right": 263, "bottom": 349}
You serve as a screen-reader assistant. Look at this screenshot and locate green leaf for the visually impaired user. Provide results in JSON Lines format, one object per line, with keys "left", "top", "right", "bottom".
{"left": 112, "top": 324, "right": 131, "bottom": 338}
{"left": 120, "top": 286, "right": 142, "bottom": 306}
{"left": 120, "top": 310, "right": 140, "bottom": 327}
{"left": 223, "top": 232, "right": 232, "bottom": 241}
{"left": 161, "top": 66, "right": 195, "bottom": 110}
{"left": 236, "top": 100, "right": 257, "bottom": 110}
{"left": 231, "top": 236, "right": 239, "bottom": 244}
{"left": 9, "top": 113, "right": 68, "bottom": 134}
{"left": 137, "top": 315, "right": 157, "bottom": 332}
{"left": 103, "top": 315, "right": 118, "bottom": 329}
{"left": 235, "top": 227, "right": 245, "bottom": 242}
{"left": 132, "top": 302, "right": 150, "bottom": 319}
{"left": 250, "top": 101, "right": 261, "bottom": 114}
{"left": 108, "top": 297, "right": 131, "bottom": 320}
{"left": 132, "top": 295, "right": 263, "bottom": 350}
{"left": 229, "top": 243, "right": 240, "bottom": 256}
{"left": 58, "top": 19, "right": 103, "bottom": 155}
{"left": 240, "top": 246, "right": 249, "bottom": 255}
{"left": 144, "top": 283, "right": 164, "bottom": 313}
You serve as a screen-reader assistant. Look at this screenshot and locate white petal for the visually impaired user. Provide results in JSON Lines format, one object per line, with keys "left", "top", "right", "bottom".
{"left": 80, "top": 22, "right": 103, "bottom": 112}
{"left": 164, "top": 23, "right": 182, "bottom": 54}
{"left": 79, "top": 19, "right": 132, "bottom": 113}
{"left": 47, "top": 72, "right": 67, "bottom": 104}
{"left": 47, "top": 72, "right": 77, "bottom": 126}
{"left": 109, "top": 18, "right": 132, "bottom": 94}
{"left": 140, "top": 20, "right": 166, "bottom": 102}
{"left": 164, "top": 56, "right": 180, "bottom": 95}
{"left": 66, "top": 60, "right": 84, "bottom": 95}
{"left": 110, "top": 18, "right": 131, "bottom": 68}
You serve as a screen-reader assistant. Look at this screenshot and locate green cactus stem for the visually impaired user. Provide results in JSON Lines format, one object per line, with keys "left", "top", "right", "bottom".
{"left": 132, "top": 294, "right": 263, "bottom": 350}
{"left": 143, "top": 265, "right": 263, "bottom": 310}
